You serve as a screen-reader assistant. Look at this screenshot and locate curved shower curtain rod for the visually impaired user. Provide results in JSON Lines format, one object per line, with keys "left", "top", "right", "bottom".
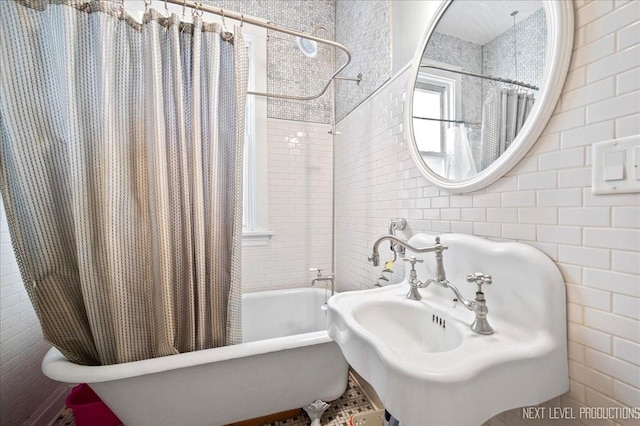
{"left": 164, "top": 0, "right": 362, "bottom": 101}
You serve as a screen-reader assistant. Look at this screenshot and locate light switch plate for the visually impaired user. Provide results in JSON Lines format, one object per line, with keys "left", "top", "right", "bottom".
{"left": 603, "top": 150, "right": 625, "bottom": 181}
{"left": 592, "top": 135, "right": 640, "bottom": 195}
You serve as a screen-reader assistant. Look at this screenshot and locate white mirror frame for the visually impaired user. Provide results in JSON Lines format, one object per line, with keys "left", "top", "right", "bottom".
{"left": 405, "top": 0, "right": 574, "bottom": 193}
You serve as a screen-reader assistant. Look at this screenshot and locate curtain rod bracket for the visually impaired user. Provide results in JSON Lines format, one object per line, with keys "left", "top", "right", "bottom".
{"left": 334, "top": 72, "right": 362, "bottom": 85}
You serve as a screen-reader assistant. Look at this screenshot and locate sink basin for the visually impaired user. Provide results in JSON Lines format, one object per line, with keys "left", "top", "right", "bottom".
{"left": 353, "top": 301, "right": 463, "bottom": 353}
{"left": 328, "top": 233, "right": 568, "bottom": 426}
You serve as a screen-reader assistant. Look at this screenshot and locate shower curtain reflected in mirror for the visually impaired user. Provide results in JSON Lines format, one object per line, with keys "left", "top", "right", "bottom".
{"left": 0, "top": 0, "right": 247, "bottom": 365}
{"left": 478, "top": 86, "right": 535, "bottom": 171}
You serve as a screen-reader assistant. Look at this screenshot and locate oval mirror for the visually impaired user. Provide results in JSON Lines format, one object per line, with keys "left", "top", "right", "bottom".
{"left": 406, "top": 0, "right": 574, "bottom": 193}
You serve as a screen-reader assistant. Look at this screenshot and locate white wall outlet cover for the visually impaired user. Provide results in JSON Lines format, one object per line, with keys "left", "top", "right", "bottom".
{"left": 592, "top": 135, "right": 640, "bottom": 195}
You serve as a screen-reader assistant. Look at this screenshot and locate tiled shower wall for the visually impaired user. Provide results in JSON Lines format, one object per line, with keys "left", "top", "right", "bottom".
{"left": 483, "top": 7, "right": 548, "bottom": 90}
{"left": 242, "top": 119, "right": 333, "bottom": 292}
{"left": 335, "top": 1, "right": 639, "bottom": 426}
{"left": 202, "top": 1, "right": 336, "bottom": 290}
{"left": 203, "top": 0, "right": 335, "bottom": 124}
{"left": 0, "top": 198, "right": 63, "bottom": 425}
{"left": 334, "top": 0, "right": 392, "bottom": 122}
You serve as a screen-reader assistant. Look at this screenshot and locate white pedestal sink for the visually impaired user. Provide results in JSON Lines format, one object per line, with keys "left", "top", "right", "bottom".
{"left": 328, "top": 233, "right": 568, "bottom": 426}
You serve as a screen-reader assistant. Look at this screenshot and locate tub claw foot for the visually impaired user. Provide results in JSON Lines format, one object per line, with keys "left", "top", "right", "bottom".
{"left": 303, "top": 399, "right": 330, "bottom": 426}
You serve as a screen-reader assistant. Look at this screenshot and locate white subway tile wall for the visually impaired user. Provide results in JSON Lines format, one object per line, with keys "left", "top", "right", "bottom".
{"left": 0, "top": 197, "right": 62, "bottom": 425}
{"left": 335, "top": 1, "right": 639, "bottom": 425}
{"left": 242, "top": 119, "right": 333, "bottom": 292}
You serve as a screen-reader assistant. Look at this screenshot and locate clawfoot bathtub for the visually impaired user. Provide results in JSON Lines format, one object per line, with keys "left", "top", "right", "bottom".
{"left": 43, "top": 288, "right": 348, "bottom": 425}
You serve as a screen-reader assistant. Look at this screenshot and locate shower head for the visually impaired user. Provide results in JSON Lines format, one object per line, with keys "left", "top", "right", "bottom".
{"left": 296, "top": 36, "right": 318, "bottom": 58}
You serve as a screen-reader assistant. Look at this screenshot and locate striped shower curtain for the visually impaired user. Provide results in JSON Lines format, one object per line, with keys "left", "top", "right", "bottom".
{"left": 0, "top": 0, "right": 247, "bottom": 365}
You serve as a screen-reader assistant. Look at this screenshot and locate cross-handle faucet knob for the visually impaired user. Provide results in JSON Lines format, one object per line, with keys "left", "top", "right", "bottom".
{"left": 403, "top": 256, "right": 424, "bottom": 267}
{"left": 466, "top": 272, "right": 492, "bottom": 293}
{"left": 466, "top": 272, "right": 494, "bottom": 335}
{"left": 403, "top": 257, "right": 424, "bottom": 300}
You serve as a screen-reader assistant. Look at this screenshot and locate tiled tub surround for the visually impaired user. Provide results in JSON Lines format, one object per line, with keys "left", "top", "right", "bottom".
{"left": 335, "top": 1, "right": 640, "bottom": 425}
{"left": 242, "top": 118, "right": 333, "bottom": 292}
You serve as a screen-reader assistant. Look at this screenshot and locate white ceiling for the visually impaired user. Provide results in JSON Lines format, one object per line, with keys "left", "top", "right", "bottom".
{"left": 435, "top": 0, "right": 544, "bottom": 46}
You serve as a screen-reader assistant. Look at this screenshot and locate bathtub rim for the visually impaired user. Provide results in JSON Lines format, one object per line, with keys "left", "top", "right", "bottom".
{"left": 43, "top": 287, "right": 337, "bottom": 384}
{"left": 43, "top": 330, "right": 331, "bottom": 384}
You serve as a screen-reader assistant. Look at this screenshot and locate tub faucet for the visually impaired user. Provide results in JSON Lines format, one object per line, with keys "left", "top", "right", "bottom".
{"left": 309, "top": 268, "right": 335, "bottom": 297}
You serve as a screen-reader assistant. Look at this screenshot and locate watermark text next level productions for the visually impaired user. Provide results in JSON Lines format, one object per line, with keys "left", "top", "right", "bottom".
{"left": 523, "top": 406, "right": 640, "bottom": 421}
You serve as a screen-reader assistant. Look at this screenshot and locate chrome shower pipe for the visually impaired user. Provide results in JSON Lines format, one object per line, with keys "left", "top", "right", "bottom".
{"left": 165, "top": 0, "right": 356, "bottom": 101}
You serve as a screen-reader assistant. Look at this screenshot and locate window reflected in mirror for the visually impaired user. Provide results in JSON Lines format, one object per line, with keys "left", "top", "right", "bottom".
{"left": 411, "top": 0, "right": 546, "bottom": 179}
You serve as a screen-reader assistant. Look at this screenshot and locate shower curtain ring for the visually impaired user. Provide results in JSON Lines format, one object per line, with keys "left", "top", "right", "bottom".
{"left": 219, "top": 10, "right": 234, "bottom": 42}
{"left": 221, "top": 9, "right": 228, "bottom": 30}
{"left": 144, "top": 0, "right": 151, "bottom": 13}
{"left": 240, "top": 14, "right": 244, "bottom": 28}
{"left": 182, "top": 0, "right": 186, "bottom": 18}
{"left": 193, "top": 2, "right": 203, "bottom": 18}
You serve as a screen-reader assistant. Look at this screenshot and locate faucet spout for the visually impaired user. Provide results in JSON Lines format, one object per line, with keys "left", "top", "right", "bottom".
{"left": 309, "top": 268, "right": 335, "bottom": 297}
{"left": 368, "top": 235, "right": 447, "bottom": 267}
{"left": 434, "top": 280, "right": 473, "bottom": 310}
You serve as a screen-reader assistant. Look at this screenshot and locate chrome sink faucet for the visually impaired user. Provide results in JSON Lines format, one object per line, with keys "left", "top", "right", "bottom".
{"left": 404, "top": 256, "right": 424, "bottom": 300}
{"left": 368, "top": 235, "right": 448, "bottom": 267}
{"left": 388, "top": 218, "right": 407, "bottom": 256}
{"left": 369, "top": 235, "right": 449, "bottom": 300}
{"left": 368, "top": 235, "right": 494, "bottom": 335}
{"left": 429, "top": 271, "right": 494, "bottom": 335}
{"left": 465, "top": 273, "right": 494, "bottom": 335}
